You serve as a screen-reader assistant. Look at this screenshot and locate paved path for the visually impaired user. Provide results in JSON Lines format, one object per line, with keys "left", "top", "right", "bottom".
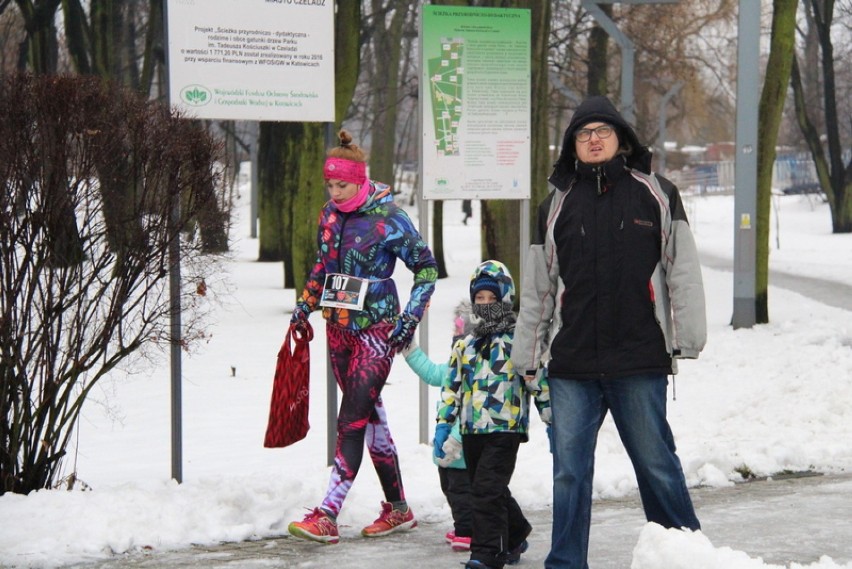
{"left": 700, "top": 252, "right": 852, "bottom": 312}
{"left": 61, "top": 473, "right": 852, "bottom": 569}
{"left": 45, "top": 256, "right": 852, "bottom": 569}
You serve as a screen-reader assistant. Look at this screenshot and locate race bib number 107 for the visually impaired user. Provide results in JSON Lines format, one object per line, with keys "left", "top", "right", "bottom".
{"left": 319, "top": 273, "right": 369, "bottom": 311}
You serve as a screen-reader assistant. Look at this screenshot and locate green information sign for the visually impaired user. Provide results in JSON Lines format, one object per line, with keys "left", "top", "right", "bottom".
{"left": 420, "top": 5, "right": 531, "bottom": 200}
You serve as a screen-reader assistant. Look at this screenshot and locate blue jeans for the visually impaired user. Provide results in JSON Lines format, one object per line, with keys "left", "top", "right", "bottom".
{"left": 545, "top": 374, "right": 700, "bottom": 569}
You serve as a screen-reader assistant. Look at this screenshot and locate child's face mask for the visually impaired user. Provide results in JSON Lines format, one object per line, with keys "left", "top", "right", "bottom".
{"left": 472, "top": 302, "right": 505, "bottom": 323}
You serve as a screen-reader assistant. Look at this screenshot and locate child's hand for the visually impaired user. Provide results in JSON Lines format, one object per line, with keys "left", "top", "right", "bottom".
{"left": 400, "top": 339, "right": 418, "bottom": 358}
{"left": 438, "top": 435, "right": 463, "bottom": 466}
{"left": 433, "top": 423, "right": 451, "bottom": 459}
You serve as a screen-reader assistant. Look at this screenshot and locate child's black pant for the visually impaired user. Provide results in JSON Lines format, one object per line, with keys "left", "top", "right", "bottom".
{"left": 463, "top": 432, "right": 532, "bottom": 568}
{"left": 439, "top": 465, "right": 473, "bottom": 538}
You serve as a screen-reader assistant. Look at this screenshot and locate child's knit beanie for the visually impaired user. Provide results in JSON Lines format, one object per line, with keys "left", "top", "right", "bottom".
{"left": 470, "top": 275, "right": 500, "bottom": 302}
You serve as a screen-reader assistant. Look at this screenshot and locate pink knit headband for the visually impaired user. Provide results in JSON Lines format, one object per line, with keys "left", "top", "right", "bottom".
{"left": 323, "top": 158, "right": 367, "bottom": 185}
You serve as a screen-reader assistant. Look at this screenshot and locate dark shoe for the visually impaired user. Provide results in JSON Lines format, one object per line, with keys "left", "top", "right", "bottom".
{"left": 505, "top": 540, "right": 529, "bottom": 565}
{"left": 464, "top": 560, "right": 496, "bottom": 569}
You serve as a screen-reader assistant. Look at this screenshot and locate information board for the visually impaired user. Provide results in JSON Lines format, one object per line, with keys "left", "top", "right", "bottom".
{"left": 420, "top": 5, "right": 531, "bottom": 200}
{"left": 166, "top": 0, "right": 334, "bottom": 121}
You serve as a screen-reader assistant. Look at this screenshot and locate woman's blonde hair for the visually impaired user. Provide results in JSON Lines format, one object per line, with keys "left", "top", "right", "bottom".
{"left": 327, "top": 129, "right": 367, "bottom": 163}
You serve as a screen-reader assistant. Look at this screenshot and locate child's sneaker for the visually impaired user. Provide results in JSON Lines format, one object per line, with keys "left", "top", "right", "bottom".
{"left": 288, "top": 507, "right": 339, "bottom": 544}
{"left": 360, "top": 501, "right": 417, "bottom": 537}
{"left": 451, "top": 534, "right": 472, "bottom": 551}
{"left": 505, "top": 539, "right": 529, "bottom": 565}
{"left": 464, "top": 561, "right": 496, "bottom": 569}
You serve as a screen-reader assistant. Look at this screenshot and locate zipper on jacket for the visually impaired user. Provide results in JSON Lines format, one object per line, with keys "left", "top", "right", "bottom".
{"left": 334, "top": 213, "right": 350, "bottom": 272}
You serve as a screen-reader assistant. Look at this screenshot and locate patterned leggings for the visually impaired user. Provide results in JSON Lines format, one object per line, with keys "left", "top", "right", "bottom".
{"left": 320, "top": 323, "right": 405, "bottom": 517}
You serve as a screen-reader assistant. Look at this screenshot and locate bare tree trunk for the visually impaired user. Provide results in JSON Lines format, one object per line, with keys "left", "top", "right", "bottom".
{"left": 367, "top": 0, "right": 413, "bottom": 187}
{"left": 791, "top": 0, "right": 851, "bottom": 234}
{"left": 290, "top": 124, "right": 327, "bottom": 290}
{"left": 801, "top": 3, "right": 823, "bottom": 132}
{"left": 586, "top": 3, "right": 610, "bottom": 97}
{"left": 810, "top": 0, "right": 851, "bottom": 233}
{"left": 478, "top": 0, "right": 551, "bottom": 290}
{"left": 755, "top": 0, "right": 798, "bottom": 324}
{"left": 14, "top": 0, "right": 61, "bottom": 73}
{"left": 333, "top": 0, "right": 361, "bottom": 120}
{"left": 790, "top": 57, "right": 833, "bottom": 210}
{"left": 262, "top": 0, "right": 361, "bottom": 290}
{"left": 432, "top": 200, "right": 449, "bottom": 279}
{"left": 139, "top": 0, "right": 164, "bottom": 98}
{"left": 257, "top": 122, "right": 292, "bottom": 272}
{"left": 15, "top": 0, "right": 84, "bottom": 268}
{"left": 529, "top": 1, "right": 552, "bottom": 230}
{"left": 62, "top": 0, "right": 90, "bottom": 73}
{"left": 64, "top": 1, "right": 231, "bottom": 255}
{"left": 481, "top": 200, "right": 521, "bottom": 288}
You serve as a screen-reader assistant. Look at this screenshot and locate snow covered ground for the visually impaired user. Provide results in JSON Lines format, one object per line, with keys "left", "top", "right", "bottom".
{"left": 1, "top": 188, "right": 851, "bottom": 569}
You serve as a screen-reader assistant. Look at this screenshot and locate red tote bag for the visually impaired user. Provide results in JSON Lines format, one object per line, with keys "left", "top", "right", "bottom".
{"left": 264, "top": 321, "right": 314, "bottom": 448}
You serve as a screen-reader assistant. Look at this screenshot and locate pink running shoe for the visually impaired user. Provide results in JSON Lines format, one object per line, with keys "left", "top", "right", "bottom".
{"left": 288, "top": 508, "right": 339, "bottom": 544}
{"left": 451, "top": 534, "right": 472, "bottom": 551}
{"left": 361, "top": 502, "right": 418, "bottom": 537}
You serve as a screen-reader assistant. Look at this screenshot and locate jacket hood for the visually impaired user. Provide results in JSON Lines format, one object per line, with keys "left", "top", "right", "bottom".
{"left": 330, "top": 180, "right": 393, "bottom": 213}
{"left": 361, "top": 180, "right": 393, "bottom": 210}
{"left": 469, "top": 260, "right": 514, "bottom": 305}
{"left": 549, "top": 95, "right": 652, "bottom": 190}
{"left": 452, "top": 300, "right": 474, "bottom": 341}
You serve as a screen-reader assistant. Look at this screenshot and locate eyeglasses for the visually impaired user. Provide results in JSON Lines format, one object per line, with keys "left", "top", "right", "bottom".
{"left": 575, "top": 125, "right": 614, "bottom": 142}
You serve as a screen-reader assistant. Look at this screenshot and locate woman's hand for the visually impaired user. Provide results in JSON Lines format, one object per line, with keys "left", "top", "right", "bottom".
{"left": 388, "top": 313, "right": 419, "bottom": 351}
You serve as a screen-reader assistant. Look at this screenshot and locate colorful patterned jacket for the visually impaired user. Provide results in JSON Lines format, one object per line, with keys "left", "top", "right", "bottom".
{"left": 297, "top": 181, "right": 438, "bottom": 331}
{"left": 436, "top": 261, "right": 551, "bottom": 439}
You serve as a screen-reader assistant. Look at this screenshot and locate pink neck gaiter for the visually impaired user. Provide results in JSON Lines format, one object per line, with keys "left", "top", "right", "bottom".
{"left": 333, "top": 179, "right": 371, "bottom": 212}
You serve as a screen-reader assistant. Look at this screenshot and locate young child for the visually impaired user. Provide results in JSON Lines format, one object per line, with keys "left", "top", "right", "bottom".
{"left": 435, "top": 260, "right": 550, "bottom": 569}
{"left": 402, "top": 300, "right": 475, "bottom": 552}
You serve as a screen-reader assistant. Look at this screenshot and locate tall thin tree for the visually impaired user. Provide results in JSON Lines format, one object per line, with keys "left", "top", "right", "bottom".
{"left": 258, "top": 1, "right": 361, "bottom": 290}
{"left": 755, "top": 0, "right": 799, "bottom": 323}
{"left": 478, "top": 0, "right": 551, "bottom": 292}
{"left": 13, "top": 0, "right": 61, "bottom": 72}
{"left": 790, "top": 0, "right": 852, "bottom": 234}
